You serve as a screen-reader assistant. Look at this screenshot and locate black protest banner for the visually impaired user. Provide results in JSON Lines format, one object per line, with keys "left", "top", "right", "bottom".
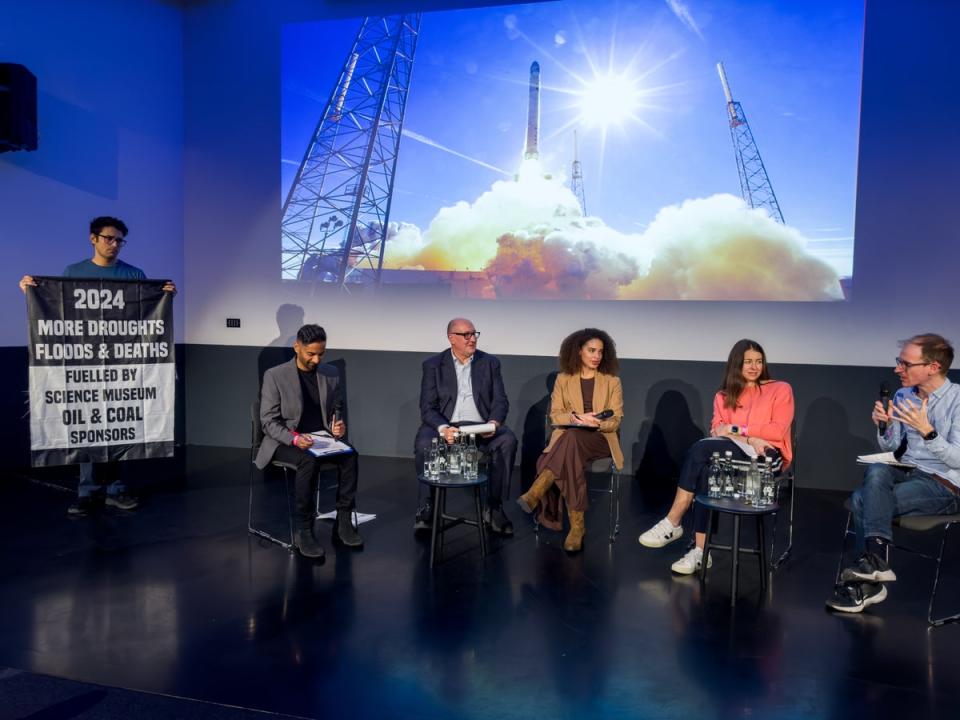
{"left": 26, "top": 278, "right": 174, "bottom": 466}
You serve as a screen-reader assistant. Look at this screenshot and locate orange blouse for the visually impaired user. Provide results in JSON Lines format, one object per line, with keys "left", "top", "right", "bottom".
{"left": 711, "top": 380, "right": 794, "bottom": 465}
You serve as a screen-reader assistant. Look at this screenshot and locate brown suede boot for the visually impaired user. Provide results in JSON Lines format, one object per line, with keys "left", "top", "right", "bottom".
{"left": 564, "top": 510, "right": 585, "bottom": 553}
{"left": 516, "top": 470, "right": 556, "bottom": 513}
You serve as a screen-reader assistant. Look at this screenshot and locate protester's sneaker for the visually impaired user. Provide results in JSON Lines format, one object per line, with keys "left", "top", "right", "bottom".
{"left": 413, "top": 501, "right": 433, "bottom": 532}
{"left": 68, "top": 496, "right": 99, "bottom": 516}
{"left": 105, "top": 493, "right": 139, "bottom": 511}
{"left": 670, "top": 546, "right": 712, "bottom": 575}
{"left": 825, "top": 581, "right": 888, "bottom": 613}
{"left": 639, "top": 517, "right": 684, "bottom": 548}
{"left": 841, "top": 552, "right": 897, "bottom": 583}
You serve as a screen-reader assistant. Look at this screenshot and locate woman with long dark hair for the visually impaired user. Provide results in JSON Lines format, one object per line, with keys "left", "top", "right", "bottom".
{"left": 516, "top": 328, "right": 624, "bottom": 553}
{"left": 638, "top": 339, "right": 794, "bottom": 574}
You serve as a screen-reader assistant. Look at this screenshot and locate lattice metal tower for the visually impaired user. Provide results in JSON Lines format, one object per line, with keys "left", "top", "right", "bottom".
{"left": 570, "top": 130, "right": 586, "bottom": 215}
{"left": 717, "top": 62, "right": 784, "bottom": 224}
{"left": 281, "top": 15, "right": 422, "bottom": 285}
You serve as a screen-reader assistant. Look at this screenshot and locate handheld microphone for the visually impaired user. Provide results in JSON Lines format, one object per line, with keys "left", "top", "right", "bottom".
{"left": 878, "top": 382, "right": 891, "bottom": 434}
{"left": 595, "top": 409, "right": 614, "bottom": 420}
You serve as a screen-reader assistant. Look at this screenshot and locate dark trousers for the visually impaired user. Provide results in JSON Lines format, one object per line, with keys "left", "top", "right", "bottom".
{"left": 414, "top": 423, "right": 518, "bottom": 506}
{"left": 272, "top": 444, "right": 359, "bottom": 526}
{"left": 677, "top": 438, "right": 749, "bottom": 533}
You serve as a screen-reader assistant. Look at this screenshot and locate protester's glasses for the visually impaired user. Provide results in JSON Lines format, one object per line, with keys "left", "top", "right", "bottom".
{"left": 97, "top": 234, "right": 127, "bottom": 247}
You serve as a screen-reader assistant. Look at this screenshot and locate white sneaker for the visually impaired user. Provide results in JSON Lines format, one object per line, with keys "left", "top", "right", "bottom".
{"left": 639, "top": 517, "right": 683, "bottom": 548}
{"left": 671, "top": 547, "right": 712, "bottom": 575}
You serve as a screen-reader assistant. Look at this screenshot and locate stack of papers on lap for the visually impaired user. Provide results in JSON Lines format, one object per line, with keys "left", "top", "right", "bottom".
{"left": 303, "top": 430, "right": 353, "bottom": 457}
{"left": 856, "top": 451, "right": 915, "bottom": 468}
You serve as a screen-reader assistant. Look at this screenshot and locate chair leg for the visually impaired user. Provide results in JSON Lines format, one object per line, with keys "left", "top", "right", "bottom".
{"left": 608, "top": 469, "right": 620, "bottom": 543}
{"left": 429, "top": 487, "right": 443, "bottom": 569}
{"left": 929, "top": 521, "right": 960, "bottom": 627}
{"left": 757, "top": 516, "right": 768, "bottom": 591}
{"left": 247, "top": 464, "right": 295, "bottom": 551}
{"left": 730, "top": 514, "right": 742, "bottom": 607}
{"left": 835, "top": 511, "right": 852, "bottom": 584}
{"left": 475, "top": 486, "right": 488, "bottom": 557}
{"left": 772, "top": 478, "right": 796, "bottom": 569}
{"left": 700, "top": 510, "right": 715, "bottom": 584}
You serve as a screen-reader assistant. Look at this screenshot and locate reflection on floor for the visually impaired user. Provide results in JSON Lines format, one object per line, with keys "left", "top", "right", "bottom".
{"left": 0, "top": 447, "right": 957, "bottom": 719}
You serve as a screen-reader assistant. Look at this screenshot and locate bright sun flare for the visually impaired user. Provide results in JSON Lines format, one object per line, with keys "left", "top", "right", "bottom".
{"left": 578, "top": 73, "right": 641, "bottom": 128}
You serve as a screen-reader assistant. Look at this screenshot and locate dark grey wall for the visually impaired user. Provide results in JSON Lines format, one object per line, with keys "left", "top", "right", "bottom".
{"left": 183, "top": 343, "right": 945, "bottom": 492}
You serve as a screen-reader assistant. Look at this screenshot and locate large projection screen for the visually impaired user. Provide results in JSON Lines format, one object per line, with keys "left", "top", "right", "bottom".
{"left": 281, "top": 0, "right": 862, "bottom": 302}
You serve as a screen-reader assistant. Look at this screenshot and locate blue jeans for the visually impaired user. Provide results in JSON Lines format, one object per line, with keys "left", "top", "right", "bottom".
{"left": 851, "top": 464, "right": 960, "bottom": 555}
{"left": 77, "top": 462, "right": 126, "bottom": 498}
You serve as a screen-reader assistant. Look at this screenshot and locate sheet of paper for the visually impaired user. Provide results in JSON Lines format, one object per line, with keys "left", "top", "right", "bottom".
{"left": 315, "top": 510, "right": 377, "bottom": 525}
{"left": 457, "top": 422, "right": 496, "bottom": 435}
{"left": 302, "top": 430, "right": 353, "bottom": 457}
{"left": 856, "top": 451, "right": 915, "bottom": 468}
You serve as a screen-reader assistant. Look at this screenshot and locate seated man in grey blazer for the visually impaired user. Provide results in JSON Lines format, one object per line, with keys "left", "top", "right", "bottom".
{"left": 256, "top": 324, "right": 361, "bottom": 558}
{"left": 414, "top": 317, "right": 518, "bottom": 536}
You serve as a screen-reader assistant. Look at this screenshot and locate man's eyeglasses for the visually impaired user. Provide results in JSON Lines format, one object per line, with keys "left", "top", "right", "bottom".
{"left": 96, "top": 234, "right": 127, "bottom": 247}
{"left": 895, "top": 357, "right": 931, "bottom": 369}
{"left": 450, "top": 331, "right": 480, "bottom": 340}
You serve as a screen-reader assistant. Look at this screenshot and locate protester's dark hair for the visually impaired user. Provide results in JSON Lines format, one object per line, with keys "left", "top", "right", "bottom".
{"left": 719, "top": 338, "right": 771, "bottom": 409}
{"left": 296, "top": 324, "right": 327, "bottom": 345}
{"left": 90, "top": 216, "right": 129, "bottom": 237}
{"left": 903, "top": 333, "right": 954, "bottom": 374}
{"left": 558, "top": 328, "right": 619, "bottom": 376}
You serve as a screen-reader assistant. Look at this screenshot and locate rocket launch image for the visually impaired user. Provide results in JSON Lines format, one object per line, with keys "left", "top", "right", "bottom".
{"left": 281, "top": 0, "right": 862, "bottom": 300}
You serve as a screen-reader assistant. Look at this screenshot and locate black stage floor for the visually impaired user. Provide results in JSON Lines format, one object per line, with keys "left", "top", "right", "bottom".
{"left": 1, "top": 448, "right": 958, "bottom": 719}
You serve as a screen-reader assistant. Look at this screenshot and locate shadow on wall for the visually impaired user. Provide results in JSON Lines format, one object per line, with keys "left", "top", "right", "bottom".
{"left": 518, "top": 371, "right": 559, "bottom": 493}
{"left": 797, "top": 396, "right": 875, "bottom": 491}
{"left": 632, "top": 381, "right": 705, "bottom": 508}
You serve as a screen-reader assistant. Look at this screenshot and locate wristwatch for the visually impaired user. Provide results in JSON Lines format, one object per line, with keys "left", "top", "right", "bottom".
{"left": 923, "top": 429, "right": 938, "bottom": 441}
{"left": 731, "top": 425, "right": 740, "bottom": 435}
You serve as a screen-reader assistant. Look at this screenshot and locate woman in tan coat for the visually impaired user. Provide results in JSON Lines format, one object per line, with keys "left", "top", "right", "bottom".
{"left": 517, "top": 328, "right": 624, "bottom": 552}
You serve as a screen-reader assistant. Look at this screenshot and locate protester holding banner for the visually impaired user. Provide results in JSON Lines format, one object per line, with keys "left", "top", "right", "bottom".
{"left": 20, "top": 216, "right": 176, "bottom": 516}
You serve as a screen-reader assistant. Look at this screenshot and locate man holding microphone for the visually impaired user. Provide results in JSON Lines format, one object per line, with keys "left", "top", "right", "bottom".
{"left": 827, "top": 333, "right": 960, "bottom": 613}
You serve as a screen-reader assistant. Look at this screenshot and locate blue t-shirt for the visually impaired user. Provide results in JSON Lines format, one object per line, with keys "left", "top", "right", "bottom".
{"left": 62, "top": 259, "right": 146, "bottom": 280}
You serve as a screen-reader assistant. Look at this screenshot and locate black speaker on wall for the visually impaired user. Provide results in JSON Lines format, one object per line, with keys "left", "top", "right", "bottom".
{"left": 0, "top": 63, "right": 38, "bottom": 153}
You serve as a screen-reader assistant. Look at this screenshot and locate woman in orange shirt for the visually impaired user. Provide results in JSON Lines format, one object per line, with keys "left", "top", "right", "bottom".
{"left": 638, "top": 339, "right": 794, "bottom": 574}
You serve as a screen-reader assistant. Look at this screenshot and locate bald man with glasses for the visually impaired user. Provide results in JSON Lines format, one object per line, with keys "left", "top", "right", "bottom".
{"left": 414, "top": 318, "right": 518, "bottom": 536}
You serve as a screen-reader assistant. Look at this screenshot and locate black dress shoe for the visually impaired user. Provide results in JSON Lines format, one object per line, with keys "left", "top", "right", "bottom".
{"left": 294, "top": 528, "right": 325, "bottom": 559}
{"left": 484, "top": 505, "right": 514, "bottom": 537}
{"left": 333, "top": 509, "right": 364, "bottom": 548}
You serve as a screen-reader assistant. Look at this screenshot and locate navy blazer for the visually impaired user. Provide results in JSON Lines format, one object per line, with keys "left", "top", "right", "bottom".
{"left": 420, "top": 349, "right": 509, "bottom": 429}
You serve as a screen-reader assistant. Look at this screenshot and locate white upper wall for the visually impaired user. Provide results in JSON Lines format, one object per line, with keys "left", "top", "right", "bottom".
{"left": 179, "top": 0, "right": 960, "bottom": 366}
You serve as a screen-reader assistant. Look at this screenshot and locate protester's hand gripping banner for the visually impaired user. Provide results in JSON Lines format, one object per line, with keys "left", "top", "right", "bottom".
{"left": 26, "top": 278, "right": 174, "bottom": 466}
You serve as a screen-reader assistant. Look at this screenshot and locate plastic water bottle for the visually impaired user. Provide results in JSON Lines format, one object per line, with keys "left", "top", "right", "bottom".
{"left": 448, "top": 431, "right": 462, "bottom": 475}
{"left": 707, "top": 452, "right": 722, "bottom": 498}
{"left": 464, "top": 434, "right": 478, "bottom": 479}
{"left": 722, "top": 451, "right": 736, "bottom": 497}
